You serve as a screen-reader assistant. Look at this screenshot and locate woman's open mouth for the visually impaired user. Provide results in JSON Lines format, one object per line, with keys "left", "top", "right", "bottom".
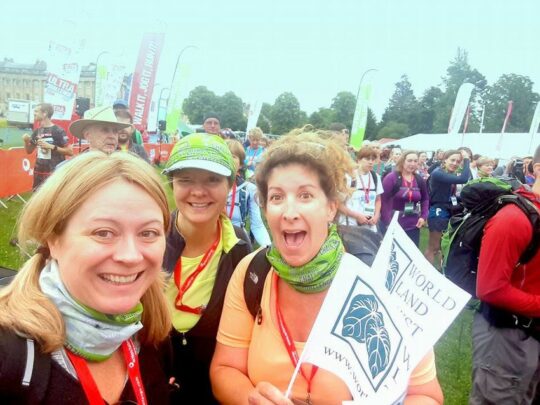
{"left": 283, "top": 231, "right": 306, "bottom": 247}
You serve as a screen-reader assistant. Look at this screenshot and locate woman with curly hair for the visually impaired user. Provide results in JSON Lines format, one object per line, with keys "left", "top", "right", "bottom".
{"left": 210, "top": 129, "right": 443, "bottom": 404}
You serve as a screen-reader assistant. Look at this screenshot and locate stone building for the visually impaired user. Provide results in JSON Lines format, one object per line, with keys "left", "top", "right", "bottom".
{"left": 0, "top": 59, "right": 96, "bottom": 116}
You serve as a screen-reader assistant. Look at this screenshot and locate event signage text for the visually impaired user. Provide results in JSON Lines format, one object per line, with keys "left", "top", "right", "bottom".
{"left": 289, "top": 216, "right": 470, "bottom": 404}
{"left": 129, "top": 33, "right": 165, "bottom": 129}
{"left": 44, "top": 41, "right": 83, "bottom": 120}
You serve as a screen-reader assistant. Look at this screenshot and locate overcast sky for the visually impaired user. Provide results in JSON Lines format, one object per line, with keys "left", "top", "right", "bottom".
{"left": 3, "top": 0, "right": 539, "bottom": 120}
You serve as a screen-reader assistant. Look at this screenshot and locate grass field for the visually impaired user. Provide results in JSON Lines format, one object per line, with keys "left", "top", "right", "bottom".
{"left": 0, "top": 183, "right": 474, "bottom": 403}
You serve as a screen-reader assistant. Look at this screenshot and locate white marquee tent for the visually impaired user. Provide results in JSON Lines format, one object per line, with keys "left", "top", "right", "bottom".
{"left": 386, "top": 132, "right": 540, "bottom": 160}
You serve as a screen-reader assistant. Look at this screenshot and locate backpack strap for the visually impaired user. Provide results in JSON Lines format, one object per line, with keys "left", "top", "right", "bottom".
{"left": 390, "top": 172, "right": 423, "bottom": 198}
{"left": 238, "top": 186, "right": 248, "bottom": 226}
{"left": 243, "top": 247, "right": 271, "bottom": 322}
{"left": 0, "top": 329, "right": 51, "bottom": 403}
{"left": 390, "top": 172, "right": 402, "bottom": 197}
{"left": 511, "top": 195, "right": 540, "bottom": 265}
{"left": 370, "top": 170, "right": 378, "bottom": 190}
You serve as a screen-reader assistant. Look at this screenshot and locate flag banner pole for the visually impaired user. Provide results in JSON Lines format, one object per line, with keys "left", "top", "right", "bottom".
{"left": 448, "top": 83, "right": 474, "bottom": 136}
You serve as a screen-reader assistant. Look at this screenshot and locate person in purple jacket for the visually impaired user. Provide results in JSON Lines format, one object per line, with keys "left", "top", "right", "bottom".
{"left": 381, "top": 151, "right": 429, "bottom": 246}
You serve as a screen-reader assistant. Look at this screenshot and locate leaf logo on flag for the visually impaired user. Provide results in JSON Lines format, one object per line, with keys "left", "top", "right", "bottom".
{"left": 332, "top": 276, "right": 403, "bottom": 391}
{"left": 341, "top": 294, "right": 390, "bottom": 378}
{"left": 385, "top": 243, "right": 399, "bottom": 291}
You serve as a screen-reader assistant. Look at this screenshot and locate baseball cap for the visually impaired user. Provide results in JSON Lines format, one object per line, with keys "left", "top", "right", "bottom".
{"left": 163, "top": 133, "right": 236, "bottom": 181}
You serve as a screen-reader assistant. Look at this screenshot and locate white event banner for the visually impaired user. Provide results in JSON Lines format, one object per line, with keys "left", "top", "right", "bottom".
{"left": 290, "top": 216, "right": 470, "bottom": 404}
{"left": 44, "top": 41, "right": 83, "bottom": 120}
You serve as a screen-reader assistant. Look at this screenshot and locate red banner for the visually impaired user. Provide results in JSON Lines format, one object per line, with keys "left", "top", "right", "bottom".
{"left": 0, "top": 148, "right": 35, "bottom": 198}
{"left": 129, "top": 33, "right": 165, "bottom": 131}
{"left": 0, "top": 144, "right": 174, "bottom": 198}
{"left": 143, "top": 143, "right": 174, "bottom": 164}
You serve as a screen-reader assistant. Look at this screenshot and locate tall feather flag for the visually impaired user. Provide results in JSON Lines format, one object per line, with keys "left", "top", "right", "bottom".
{"left": 496, "top": 100, "right": 514, "bottom": 153}
{"left": 448, "top": 83, "right": 474, "bottom": 135}
{"left": 129, "top": 33, "right": 165, "bottom": 130}
{"left": 166, "top": 62, "right": 191, "bottom": 135}
{"left": 94, "top": 55, "right": 126, "bottom": 108}
{"left": 246, "top": 101, "right": 263, "bottom": 133}
{"left": 350, "top": 72, "right": 376, "bottom": 149}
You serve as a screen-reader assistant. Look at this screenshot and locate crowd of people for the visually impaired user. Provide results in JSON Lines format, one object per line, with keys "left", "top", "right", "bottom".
{"left": 1, "top": 102, "right": 539, "bottom": 404}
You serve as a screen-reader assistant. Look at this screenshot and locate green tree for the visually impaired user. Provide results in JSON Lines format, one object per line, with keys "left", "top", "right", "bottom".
{"left": 182, "top": 86, "right": 219, "bottom": 124}
{"left": 217, "top": 91, "right": 246, "bottom": 130}
{"left": 482, "top": 74, "right": 540, "bottom": 133}
{"left": 308, "top": 107, "right": 336, "bottom": 129}
{"left": 432, "top": 48, "right": 487, "bottom": 133}
{"left": 376, "top": 121, "right": 409, "bottom": 140}
{"left": 418, "top": 86, "right": 444, "bottom": 133}
{"left": 330, "top": 91, "right": 356, "bottom": 129}
{"left": 381, "top": 75, "right": 422, "bottom": 134}
{"left": 270, "top": 92, "right": 304, "bottom": 135}
{"left": 365, "top": 108, "right": 379, "bottom": 140}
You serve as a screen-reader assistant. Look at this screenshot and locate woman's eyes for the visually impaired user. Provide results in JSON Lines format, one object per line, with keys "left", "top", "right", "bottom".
{"left": 140, "top": 230, "right": 161, "bottom": 239}
{"left": 91, "top": 229, "right": 162, "bottom": 241}
{"left": 93, "top": 229, "right": 115, "bottom": 239}
{"left": 268, "top": 194, "right": 283, "bottom": 202}
{"left": 299, "top": 192, "right": 313, "bottom": 200}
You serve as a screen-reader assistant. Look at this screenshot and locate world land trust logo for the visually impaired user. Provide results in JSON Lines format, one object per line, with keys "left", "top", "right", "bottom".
{"left": 332, "top": 277, "right": 403, "bottom": 392}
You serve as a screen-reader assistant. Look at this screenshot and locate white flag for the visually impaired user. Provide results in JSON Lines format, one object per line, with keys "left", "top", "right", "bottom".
{"left": 291, "top": 216, "right": 470, "bottom": 404}
{"left": 246, "top": 101, "right": 263, "bottom": 133}
{"left": 95, "top": 55, "right": 126, "bottom": 108}
{"left": 448, "top": 83, "right": 474, "bottom": 135}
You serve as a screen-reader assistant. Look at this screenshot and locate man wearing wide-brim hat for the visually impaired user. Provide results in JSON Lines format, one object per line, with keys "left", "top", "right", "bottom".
{"left": 69, "top": 106, "right": 130, "bottom": 154}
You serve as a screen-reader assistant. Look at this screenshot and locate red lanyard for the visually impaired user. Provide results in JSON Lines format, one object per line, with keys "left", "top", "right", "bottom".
{"left": 66, "top": 340, "right": 147, "bottom": 405}
{"left": 227, "top": 183, "right": 237, "bottom": 219}
{"left": 358, "top": 173, "right": 371, "bottom": 203}
{"left": 402, "top": 177, "right": 414, "bottom": 203}
{"left": 173, "top": 222, "right": 221, "bottom": 315}
{"left": 273, "top": 272, "right": 318, "bottom": 398}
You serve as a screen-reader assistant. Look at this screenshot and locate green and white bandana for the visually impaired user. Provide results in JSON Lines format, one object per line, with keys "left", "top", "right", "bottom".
{"left": 266, "top": 224, "right": 344, "bottom": 293}
{"left": 39, "top": 260, "right": 143, "bottom": 362}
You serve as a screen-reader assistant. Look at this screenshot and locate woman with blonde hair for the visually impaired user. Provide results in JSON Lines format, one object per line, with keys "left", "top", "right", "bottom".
{"left": 476, "top": 156, "right": 495, "bottom": 178}
{"left": 244, "top": 127, "right": 265, "bottom": 178}
{"left": 210, "top": 130, "right": 443, "bottom": 404}
{"left": 0, "top": 152, "right": 173, "bottom": 403}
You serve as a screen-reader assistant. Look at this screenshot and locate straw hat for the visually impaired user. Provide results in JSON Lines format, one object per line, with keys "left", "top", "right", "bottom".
{"left": 69, "top": 106, "right": 131, "bottom": 139}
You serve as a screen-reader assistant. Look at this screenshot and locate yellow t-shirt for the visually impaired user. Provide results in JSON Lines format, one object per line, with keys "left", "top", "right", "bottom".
{"left": 217, "top": 251, "right": 438, "bottom": 403}
{"left": 166, "top": 215, "right": 240, "bottom": 333}
{"left": 165, "top": 239, "right": 223, "bottom": 333}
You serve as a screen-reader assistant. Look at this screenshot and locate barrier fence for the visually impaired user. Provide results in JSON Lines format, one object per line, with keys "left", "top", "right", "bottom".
{"left": 0, "top": 143, "right": 175, "bottom": 200}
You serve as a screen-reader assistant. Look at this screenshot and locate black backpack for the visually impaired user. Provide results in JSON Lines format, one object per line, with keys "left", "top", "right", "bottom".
{"left": 441, "top": 177, "right": 540, "bottom": 298}
{"left": 0, "top": 267, "right": 17, "bottom": 286}
{"left": 243, "top": 225, "right": 382, "bottom": 322}
{"left": 350, "top": 170, "right": 378, "bottom": 190}
{"left": 0, "top": 328, "right": 51, "bottom": 403}
{"left": 388, "top": 172, "right": 424, "bottom": 198}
